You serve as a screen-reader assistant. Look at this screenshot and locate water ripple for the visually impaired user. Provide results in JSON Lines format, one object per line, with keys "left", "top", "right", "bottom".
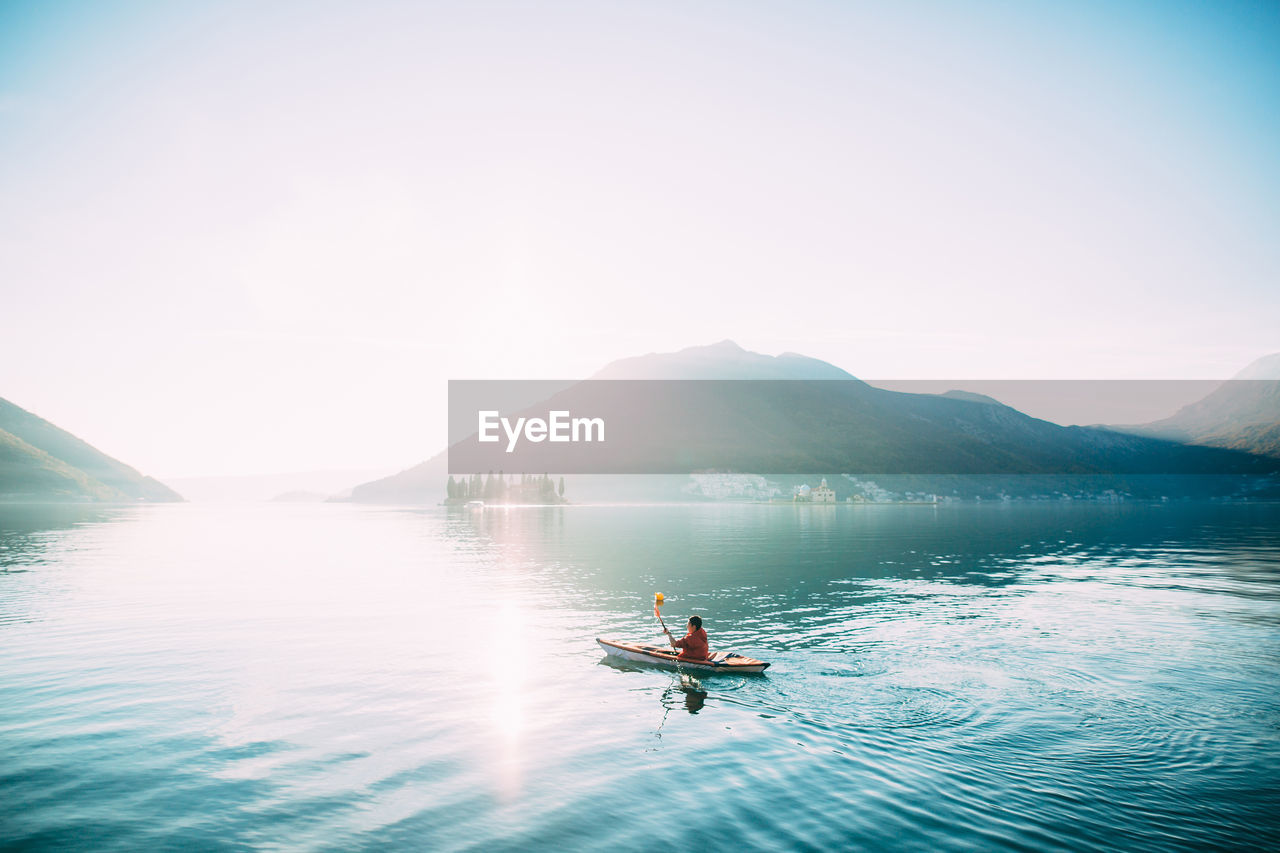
{"left": 1, "top": 502, "right": 1279, "bottom": 851}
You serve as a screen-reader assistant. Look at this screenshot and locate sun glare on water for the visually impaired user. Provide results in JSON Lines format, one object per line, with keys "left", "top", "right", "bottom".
{"left": 490, "top": 602, "right": 528, "bottom": 737}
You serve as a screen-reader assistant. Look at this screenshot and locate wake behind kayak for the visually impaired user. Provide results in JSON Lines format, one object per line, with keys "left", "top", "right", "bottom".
{"left": 597, "top": 638, "right": 770, "bottom": 674}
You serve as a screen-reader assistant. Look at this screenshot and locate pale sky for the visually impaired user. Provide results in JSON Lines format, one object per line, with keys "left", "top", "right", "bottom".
{"left": 2, "top": 1, "right": 1278, "bottom": 478}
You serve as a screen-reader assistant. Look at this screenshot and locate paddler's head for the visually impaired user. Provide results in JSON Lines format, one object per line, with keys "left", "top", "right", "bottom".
{"left": 688, "top": 615, "right": 702, "bottom": 631}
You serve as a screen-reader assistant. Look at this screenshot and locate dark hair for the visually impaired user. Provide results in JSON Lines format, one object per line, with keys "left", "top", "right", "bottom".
{"left": 688, "top": 615, "right": 703, "bottom": 629}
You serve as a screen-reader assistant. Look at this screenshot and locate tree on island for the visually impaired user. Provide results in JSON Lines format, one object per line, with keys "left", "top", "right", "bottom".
{"left": 446, "top": 471, "right": 566, "bottom": 504}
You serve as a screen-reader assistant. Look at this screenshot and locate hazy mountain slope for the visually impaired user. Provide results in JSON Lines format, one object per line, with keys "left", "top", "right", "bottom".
{"left": 450, "top": 378, "right": 1270, "bottom": 476}
{"left": 592, "top": 340, "right": 857, "bottom": 380}
{"left": 1117, "top": 352, "right": 1280, "bottom": 458}
{"left": 346, "top": 453, "right": 447, "bottom": 504}
{"left": 0, "top": 398, "right": 182, "bottom": 502}
{"left": 1233, "top": 353, "right": 1280, "bottom": 380}
{"left": 1194, "top": 422, "right": 1280, "bottom": 459}
{"left": 0, "top": 428, "right": 125, "bottom": 501}
{"left": 349, "top": 342, "right": 859, "bottom": 503}
{"left": 350, "top": 342, "right": 1276, "bottom": 504}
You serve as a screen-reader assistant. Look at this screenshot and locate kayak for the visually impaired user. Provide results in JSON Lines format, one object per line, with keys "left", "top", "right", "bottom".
{"left": 597, "top": 638, "right": 770, "bottom": 673}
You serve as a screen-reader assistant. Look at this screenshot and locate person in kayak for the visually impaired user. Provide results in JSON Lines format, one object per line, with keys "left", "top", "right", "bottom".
{"left": 665, "top": 615, "right": 709, "bottom": 661}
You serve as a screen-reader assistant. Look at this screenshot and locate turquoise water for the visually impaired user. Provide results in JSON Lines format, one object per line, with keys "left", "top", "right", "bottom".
{"left": 1, "top": 501, "right": 1278, "bottom": 850}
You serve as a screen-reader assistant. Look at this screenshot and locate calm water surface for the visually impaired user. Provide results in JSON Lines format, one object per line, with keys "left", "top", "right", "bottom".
{"left": 1, "top": 502, "right": 1278, "bottom": 851}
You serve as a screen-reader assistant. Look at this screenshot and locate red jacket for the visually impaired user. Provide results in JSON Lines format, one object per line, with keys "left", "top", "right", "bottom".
{"left": 674, "top": 627, "right": 709, "bottom": 661}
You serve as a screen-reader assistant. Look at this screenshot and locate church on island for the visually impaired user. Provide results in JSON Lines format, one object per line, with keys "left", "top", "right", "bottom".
{"left": 794, "top": 478, "right": 836, "bottom": 503}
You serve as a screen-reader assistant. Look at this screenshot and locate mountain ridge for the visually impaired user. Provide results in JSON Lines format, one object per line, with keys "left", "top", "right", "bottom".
{"left": 350, "top": 342, "right": 1278, "bottom": 503}
{"left": 0, "top": 398, "right": 183, "bottom": 502}
{"left": 590, "top": 340, "right": 857, "bottom": 381}
{"left": 1114, "top": 351, "right": 1280, "bottom": 458}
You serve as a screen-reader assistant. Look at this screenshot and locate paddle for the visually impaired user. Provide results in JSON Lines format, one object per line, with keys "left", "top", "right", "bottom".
{"left": 654, "top": 592, "right": 679, "bottom": 652}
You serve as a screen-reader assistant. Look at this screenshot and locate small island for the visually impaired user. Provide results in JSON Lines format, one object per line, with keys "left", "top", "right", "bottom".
{"left": 444, "top": 471, "right": 567, "bottom": 506}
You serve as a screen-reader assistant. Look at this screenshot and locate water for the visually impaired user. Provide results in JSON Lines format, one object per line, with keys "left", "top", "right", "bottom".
{"left": 1, "top": 501, "right": 1278, "bottom": 851}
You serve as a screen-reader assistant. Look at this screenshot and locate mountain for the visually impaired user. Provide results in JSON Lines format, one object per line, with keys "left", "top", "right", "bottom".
{"left": 0, "top": 398, "right": 182, "bottom": 502}
{"left": 1233, "top": 352, "right": 1280, "bottom": 381}
{"left": 347, "top": 341, "right": 857, "bottom": 504}
{"left": 448, "top": 377, "right": 1272, "bottom": 477}
{"left": 345, "top": 456, "right": 448, "bottom": 504}
{"left": 593, "top": 340, "right": 856, "bottom": 380}
{"left": 939, "top": 390, "right": 1004, "bottom": 406}
{"left": 1116, "top": 352, "right": 1280, "bottom": 458}
{"left": 350, "top": 342, "right": 1277, "bottom": 504}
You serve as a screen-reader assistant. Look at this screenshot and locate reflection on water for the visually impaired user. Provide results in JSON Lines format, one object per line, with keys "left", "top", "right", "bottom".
{"left": 649, "top": 675, "right": 709, "bottom": 753}
{"left": 675, "top": 675, "right": 707, "bottom": 714}
{"left": 1, "top": 501, "right": 1279, "bottom": 850}
{"left": 600, "top": 660, "right": 708, "bottom": 717}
